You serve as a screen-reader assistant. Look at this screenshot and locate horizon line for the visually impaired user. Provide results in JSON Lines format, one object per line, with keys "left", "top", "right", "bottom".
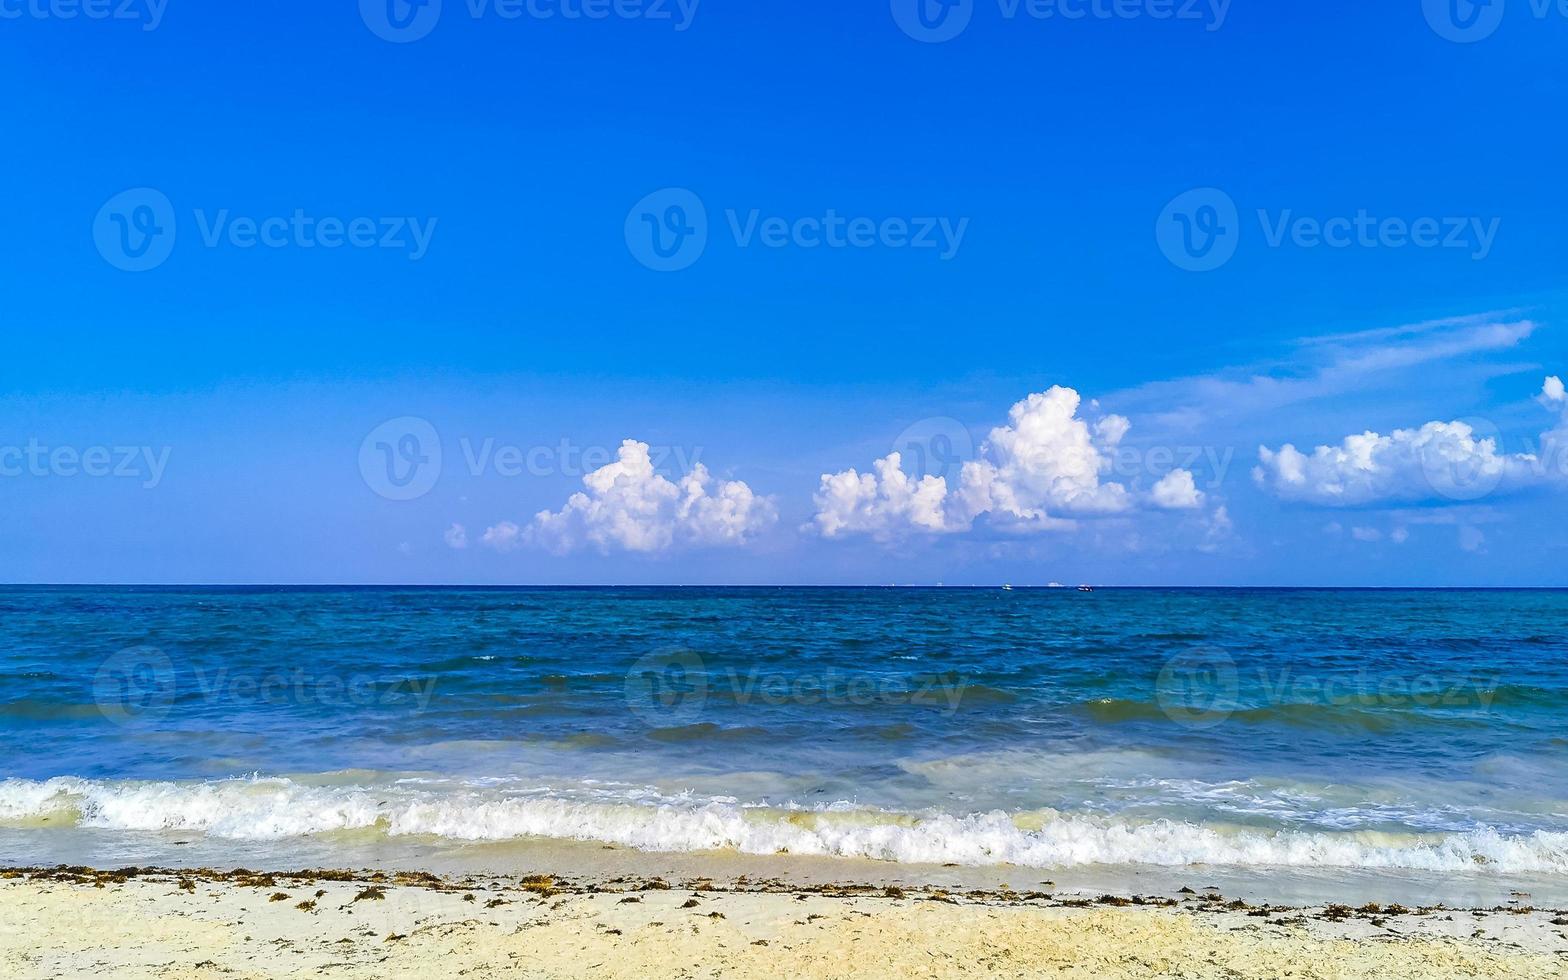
{"left": 3, "top": 583, "right": 1567, "bottom": 591}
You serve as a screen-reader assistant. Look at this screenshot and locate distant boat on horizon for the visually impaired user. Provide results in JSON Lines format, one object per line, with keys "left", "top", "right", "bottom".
{"left": 1001, "top": 584, "right": 1014, "bottom": 591}
{"left": 1077, "top": 585, "right": 1095, "bottom": 592}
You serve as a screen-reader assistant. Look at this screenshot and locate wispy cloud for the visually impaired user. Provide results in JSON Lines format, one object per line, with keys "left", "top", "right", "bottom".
{"left": 1110, "top": 312, "right": 1540, "bottom": 434}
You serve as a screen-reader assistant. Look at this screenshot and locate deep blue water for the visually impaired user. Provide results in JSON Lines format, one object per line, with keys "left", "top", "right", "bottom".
{"left": 2, "top": 586, "right": 1565, "bottom": 874}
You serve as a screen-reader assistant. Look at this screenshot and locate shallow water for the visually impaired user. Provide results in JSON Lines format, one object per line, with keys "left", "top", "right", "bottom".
{"left": 2, "top": 586, "right": 1565, "bottom": 895}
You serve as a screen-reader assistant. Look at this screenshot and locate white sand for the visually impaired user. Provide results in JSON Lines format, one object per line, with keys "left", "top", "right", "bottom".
{"left": 2, "top": 867, "right": 1566, "bottom": 978}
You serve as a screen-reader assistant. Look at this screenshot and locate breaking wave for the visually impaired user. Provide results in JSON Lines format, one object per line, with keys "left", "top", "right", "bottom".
{"left": 3, "top": 775, "right": 1567, "bottom": 874}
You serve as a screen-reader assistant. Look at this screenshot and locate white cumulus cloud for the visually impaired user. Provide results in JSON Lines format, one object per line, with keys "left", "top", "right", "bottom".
{"left": 443, "top": 523, "right": 468, "bottom": 549}
{"left": 1253, "top": 422, "right": 1528, "bottom": 505}
{"left": 1151, "top": 469, "right": 1204, "bottom": 510}
{"left": 812, "top": 386, "right": 1205, "bottom": 539}
{"left": 494, "top": 439, "right": 775, "bottom": 555}
{"left": 811, "top": 452, "right": 959, "bottom": 539}
{"left": 481, "top": 520, "right": 523, "bottom": 552}
{"left": 1253, "top": 376, "right": 1568, "bottom": 506}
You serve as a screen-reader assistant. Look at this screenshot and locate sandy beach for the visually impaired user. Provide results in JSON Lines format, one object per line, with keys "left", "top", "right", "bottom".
{"left": 3, "top": 865, "right": 1565, "bottom": 979}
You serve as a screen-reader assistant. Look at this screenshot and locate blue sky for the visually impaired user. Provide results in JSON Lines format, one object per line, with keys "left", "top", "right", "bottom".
{"left": 2, "top": 1, "right": 1566, "bottom": 585}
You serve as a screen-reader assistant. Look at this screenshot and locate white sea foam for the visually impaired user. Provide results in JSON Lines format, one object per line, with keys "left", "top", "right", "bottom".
{"left": 3, "top": 775, "right": 1567, "bottom": 874}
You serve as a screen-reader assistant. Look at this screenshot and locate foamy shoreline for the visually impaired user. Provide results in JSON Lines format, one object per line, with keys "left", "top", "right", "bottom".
{"left": 2, "top": 864, "right": 1566, "bottom": 979}
{"left": 9, "top": 773, "right": 1568, "bottom": 883}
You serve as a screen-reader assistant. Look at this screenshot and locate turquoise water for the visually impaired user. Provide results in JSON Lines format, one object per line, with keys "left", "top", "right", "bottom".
{"left": 2, "top": 586, "right": 1566, "bottom": 878}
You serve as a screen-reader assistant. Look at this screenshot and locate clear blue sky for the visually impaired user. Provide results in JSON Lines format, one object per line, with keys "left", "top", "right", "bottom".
{"left": 3, "top": 1, "right": 1566, "bottom": 585}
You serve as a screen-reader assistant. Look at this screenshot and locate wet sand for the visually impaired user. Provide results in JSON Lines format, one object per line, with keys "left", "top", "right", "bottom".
{"left": 2, "top": 864, "right": 1566, "bottom": 979}
{"left": 9, "top": 825, "right": 1568, "bottom": 911}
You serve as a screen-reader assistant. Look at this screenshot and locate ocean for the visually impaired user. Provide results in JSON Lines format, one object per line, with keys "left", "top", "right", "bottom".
{"left": 2, "top": 586, "right": 1565, "bottom": 900}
